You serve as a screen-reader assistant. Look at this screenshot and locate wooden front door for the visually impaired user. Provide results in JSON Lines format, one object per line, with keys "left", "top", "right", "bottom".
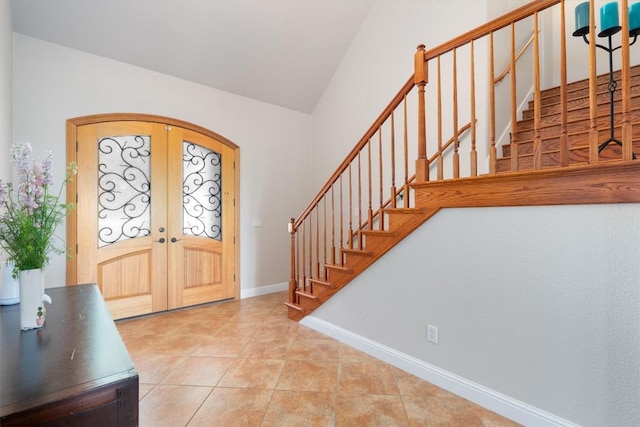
{"left": 67, "top": 115, "right": 239, "bottom": 319}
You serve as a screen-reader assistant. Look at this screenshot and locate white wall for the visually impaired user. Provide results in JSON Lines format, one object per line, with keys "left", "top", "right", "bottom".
{"left": 0, "top": 1, "right": 11, "bottom": 181}
{"left": 311, "top": 0, "right": 489, "bottom": 189}
{"left": 308, "top": 204, "right": 640, "bottom": 426}
{"left": 308, "top": 0, "right": 640, "bottom": 426}
{"left": 553, "top": 0, "right": 640, "bottom": 87}
{"left": 13, "top": 34, "right": 312, "bottom": 292}
{"left": 0, "top": 1, "right": 11, "bottom": 267}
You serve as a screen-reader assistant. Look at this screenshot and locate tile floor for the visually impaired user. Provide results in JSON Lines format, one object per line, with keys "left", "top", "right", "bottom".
{"left": 116, "top": 291, "right": 521, "bottom": 427}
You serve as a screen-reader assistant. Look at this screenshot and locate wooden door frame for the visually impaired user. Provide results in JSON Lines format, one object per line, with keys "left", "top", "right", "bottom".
{"left": 66, "top": 113, "right": 240, "bottom": 300}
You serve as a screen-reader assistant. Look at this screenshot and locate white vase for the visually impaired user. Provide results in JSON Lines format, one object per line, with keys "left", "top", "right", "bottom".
{"left": 0, "top": 261, "right": 20, "bottom": 305}
{"left": 19, "top": 268, "right": 52, "bottom": 330}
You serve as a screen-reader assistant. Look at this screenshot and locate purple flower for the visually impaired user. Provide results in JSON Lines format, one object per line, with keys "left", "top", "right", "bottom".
{"left": 0, "top": 142, "right": 75, "bottom": 271}
{"left": 0, "top": 183, "right": 7, "bottom": 205}
{"left": 11, "top": 142, "right": 32, "bottom": 185}
{"left": 42, "top": 152, "right": 54, "bottom": 187}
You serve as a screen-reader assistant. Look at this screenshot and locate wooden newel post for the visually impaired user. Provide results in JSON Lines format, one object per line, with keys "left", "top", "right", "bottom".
{"left": 288, "top": 218, "right": 297, "bottom": 303}
{"left": 414, "top": 44, "right": 429, "bottom": 182}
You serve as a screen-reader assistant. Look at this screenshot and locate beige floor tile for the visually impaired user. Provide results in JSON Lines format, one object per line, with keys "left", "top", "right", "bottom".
{"left": 143, "top": 314, "right": 193, "bottom": 333}
{"left": 174, "top": 317, "right": 228, "bottom": 336}
{"left": 261, "top": 390, "right": 336, "bottom": 427}
{"left": 151, "top": 331, "right": 206, "bottom": 354}
{"left": 196, "top": 302, "right": 242, "bottom": 319}
{"left": 161, "top": 356, "right": 234, "bottom": 386}
{"left": 120, "top": 331, "right": 167, "bottom": 358}
{"left": 116, "top": 317, "right": 156, "bottom": 336}
{"left": 192, "top": 334, "right": 252, "bottom": 357}
{"left": 217, "top": 358, "right": 286, "bottom": 389}
{"left": 402, "top": 395, "right": 487, "bottom": 427}
{"left": 286, "top": 338, "right": 339, "bottom": 361}
{"left": 258, "top": 318, "right": 300, "bottom": 337}
{"left": 335, "top": 393, "right": 409, "bottom": 427}
{"left": 469, "top": 402, "right": 523, "bottom": 427}
{"left": 133, "top": 353, "right": 188, "bottom": 384}
{"left": 392, "top": 367, "right": 459, "bottom": 397}
{"left": 276, "top": 360, "right": 338, "bottom": 392}
{"left": 296, "top": 325, "right": 335, "bottom": 340}
{"left": 187, "top": 387, "right": 273, "bottom": 427}
{"left": 139, "top": 384, "right": 212, "bottom": 427}
{"left": 213, "top": 320, "right": 263, "bottom": 337}
{"left": 138, "top": 383, "right": 156, "bottom": 400}
{"left": 337, "top": 342, "right": 378, "bottom": 362}
{"left": 119, "top": 291, "right": 522, "bottom": 426}
{"left": 229, "top": 306, "right": 275, "bottom": 322}
{"left": 337, "top": 362, "right": 400, "bottom": 395}
{"left": 238, "top": 334, "right": 294, "bottom": 359}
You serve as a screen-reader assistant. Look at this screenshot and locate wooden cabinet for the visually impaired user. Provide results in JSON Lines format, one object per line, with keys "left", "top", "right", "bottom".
{"left": 0, "top": 284, "right": 138, "bottom": 426}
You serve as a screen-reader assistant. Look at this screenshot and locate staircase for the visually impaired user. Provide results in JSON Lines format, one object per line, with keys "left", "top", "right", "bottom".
{"left": 286, "top": 0, "right": 640, "bottom": 321}
{"left": 286, "top": 207, "right": 440, "bottom": 320}
{"left": 496, "top": 66, "right": 640, "bottom": 172}
{"left": 287, "top": 65, "right": 640, "bottom": 321}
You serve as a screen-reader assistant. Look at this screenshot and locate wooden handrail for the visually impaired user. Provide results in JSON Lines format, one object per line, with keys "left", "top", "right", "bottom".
{"left": 422, "top": 0, "right": 560, "bottom": 61}
{"left": 292, "top": 76, "right": 415, "bottom": 230}
{"left": 494, "top": 30, "right": 539, "bottom": 84}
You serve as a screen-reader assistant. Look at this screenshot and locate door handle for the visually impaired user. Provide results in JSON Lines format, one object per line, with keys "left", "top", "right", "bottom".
{"left": 154, "top": 238, "right": 166, "bottom": 243}
{"left": 171, "top": 237, "right": 181, "bottom": 243}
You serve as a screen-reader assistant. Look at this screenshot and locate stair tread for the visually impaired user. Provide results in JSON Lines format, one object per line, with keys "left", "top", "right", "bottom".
{"left": 511, "top": 115, "right": 640, "bottom": 143}
{"left": 383, "top": 207, "right": 426, "bottom": 214}
{"left": 500, "top": 65, "right": 640, "bottom": 174}
{"left": 309, "top": 278, "right": 334, "bottom": 288}
{"left": 499, "top": 143, "right": 638, "bottom": 157}
{"left": 538, "top": 65, "right": 640, "bottom": 100}
{"left": 324, "top": 264, "right": 353, "bottom": 273}
{"left": 523, "top": 92, "right": 640, "bottom": 122}
{"left": 538, "top": 79, "right": 640, "bottom": 105}
{"left": 503, "top": 127, "right": 640, "bottom": 158}
{"left": 519, "top": 102, "right": 640, "bottom": 127}
{"left": 515, "top": 105, "right": 640, "bottom": 133}
{"left": 341, "top": 248, "right": 374, "bottom": 256}
{"left": 296, "top": 290, "right": 319, "bottom": 299}
{"left": 360, "top": 229, "right": 398, "bottom": 237}
{"left": 284, "top": 302, "right": 303, "bottom": 311}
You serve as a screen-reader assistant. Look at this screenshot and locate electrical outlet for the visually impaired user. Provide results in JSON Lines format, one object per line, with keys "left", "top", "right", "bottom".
{"left": 427, "top": 325, "right": 438, "bottom": 344}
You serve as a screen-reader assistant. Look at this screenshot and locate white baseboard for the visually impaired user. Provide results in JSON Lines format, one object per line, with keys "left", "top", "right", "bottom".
{"left": 301, "top": 316, "right": 580, "bottom": 427}
{"left": 240, "top": 282, "right": 288, "bottom": 299}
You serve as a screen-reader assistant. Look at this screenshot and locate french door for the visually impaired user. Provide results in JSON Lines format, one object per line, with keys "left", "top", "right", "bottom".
{"left": 67, "top": 115, "right": 239, "bottom": 319}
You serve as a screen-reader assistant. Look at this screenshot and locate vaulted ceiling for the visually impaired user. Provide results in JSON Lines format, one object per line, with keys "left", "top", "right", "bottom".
{"left": 10, "top": 0, "right": 374, "bottom": 113}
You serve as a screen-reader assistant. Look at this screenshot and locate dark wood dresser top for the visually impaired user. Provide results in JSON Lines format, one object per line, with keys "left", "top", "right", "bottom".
{"left": 0, "top": 283, "right": 138, "bottom": 423}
